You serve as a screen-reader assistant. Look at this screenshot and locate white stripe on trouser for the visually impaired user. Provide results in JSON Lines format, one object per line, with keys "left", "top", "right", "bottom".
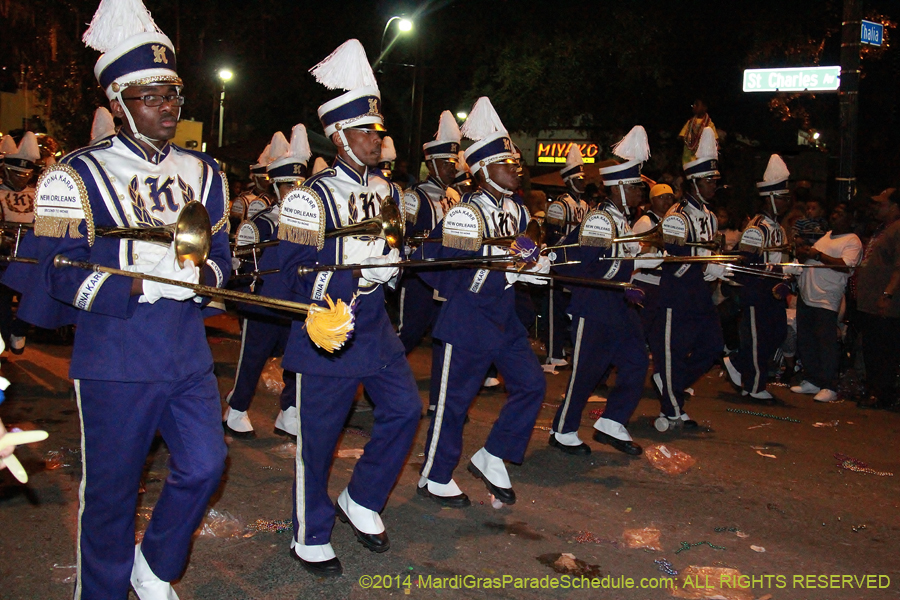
{"left": 750, "top": 306, "right": 760, "bottom": 393}
{"left": 555, "top": 317, "right": 585, "bottom": 433}
{"left": 293, "top": 375, "right": 305, "bottom": 544}
{"left": 74, "top": 380, "right": 85, "bottom": 599}
{"left": 421, "top": 343, "right": 453, "bottom": 479}
{"left": 664, "top": 309, "right": 681, "bottom": 417}
{"left": 548, "top": 289, "right": 555, "bottom": 359}
{"left": 224, "top": 319, "right": 249, "bottom": 405}
{"left": 397, "top": 285, "right": 406, "bottom": 337}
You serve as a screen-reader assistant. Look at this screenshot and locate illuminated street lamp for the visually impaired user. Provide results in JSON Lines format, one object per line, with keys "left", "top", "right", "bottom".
{"left": 456, "top": 111, "right": 467, "bottom": 120}
{"left": 373, "top": 16, "right": 414, "bottom": 69}
{"left": 217, "top": 68, "right": 233, "bottom": 149}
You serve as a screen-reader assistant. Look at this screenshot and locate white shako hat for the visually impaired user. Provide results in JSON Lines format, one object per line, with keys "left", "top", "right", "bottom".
{"left": 268, "top": 124, "right": 312, "bottom": 182}
{"left": 600, "top": 126, "right": 650, "bottom": 186}
{"left": 561, "top": 143, "right": 584, "bottom": 182}
{"left": 683, "top": 127, "right": 720, "bottom": 180}
{"left": 423, "top": 111, "right": 461, "bottom": 161}
{"left": 84, "top": 0, "right": 181, "bottom": 100}
{"left": 377, "top": 136, "right": 396, "bottom": 172}
{"left": 461, "top": 97, "right": 516, "bottom": 175}
{"left": 4, "top": 132, "right": 40, "bottom": 172}
{"left": 90, "top": 107, "right": 117, "bottom": 145}
{"left": 757, "top": 154, "right": 790, "bottom": 196}
{"left": 312, "top": 39, "right": 384, "bottom": 139}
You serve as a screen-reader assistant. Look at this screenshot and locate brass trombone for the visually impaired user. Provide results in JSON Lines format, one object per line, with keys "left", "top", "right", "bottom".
{"left": 233, "top": 196, "right": 404, "bottom": 258}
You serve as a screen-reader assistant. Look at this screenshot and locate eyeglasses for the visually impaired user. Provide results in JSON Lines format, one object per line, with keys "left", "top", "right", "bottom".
{"left": 122, "top": 94, "right": 185, "bottom": 107}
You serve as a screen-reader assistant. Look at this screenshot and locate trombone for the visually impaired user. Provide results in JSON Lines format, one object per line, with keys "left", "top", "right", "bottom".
{"left": 233, "top": 196, "right": 405, "bottom": 258}
{"left": 542, "top": 225, "right": 723, "bottom": 254}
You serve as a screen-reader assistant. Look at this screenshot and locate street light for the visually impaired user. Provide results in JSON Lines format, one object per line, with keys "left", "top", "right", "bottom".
{"left": 217, "top": 69, "right": 233, "bottom": 149}
{"left": 372, "top": 16, "right": 414, "bottom": 69}
{"left": 456, "top": 111, "right": 467, "bottom": 120}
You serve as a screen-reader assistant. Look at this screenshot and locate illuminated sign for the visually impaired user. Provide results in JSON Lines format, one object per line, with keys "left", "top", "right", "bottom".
{"left": 861, "top": 20, "right": 884, "bottom": 46}
{"left": 536, "top": 141, "right": 599, "bottom": 164}
{"left": 743, "top": 66, "right": 840, "bottom": 92}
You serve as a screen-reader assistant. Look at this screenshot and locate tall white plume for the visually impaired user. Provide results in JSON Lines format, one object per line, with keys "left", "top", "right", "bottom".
{"left": 611, "top": 126, "right": 650, "bottom": 162}
{"left": 380, "top": 136, "right": 397, "bottom": 162}
{"left": 696, "top": 127, "right": 718, "bottom": 160}
{"left": 289, "top": 124, "right": 312, "bottom": 164}
{"left": 435, "top": 110, "right": 461, "bottom": 143}
{"left": 309, "top": 39, "right": 378, "bottom": 91}
{"left": 763, "top": 154, "right": 790, "bottom": 182}
{"left": 461, "top": 97, "right": 507, "bottom": 141}
{"left": 82, "top": 0, "right": 163, "bottom": 52}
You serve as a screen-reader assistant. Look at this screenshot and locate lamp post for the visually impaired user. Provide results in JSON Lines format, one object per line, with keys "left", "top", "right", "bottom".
{"left": 372, "top": 16, "right": 413, "bottom": 69}
{"left": 217, "top": 68, "right": 233, "bottom": 149}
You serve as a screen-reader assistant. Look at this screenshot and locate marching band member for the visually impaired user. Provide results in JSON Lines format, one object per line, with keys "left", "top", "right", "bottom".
{"left": 723, "top": 155, "right": 790, "bottom": 402}
{"left": 223, "top": 125, "right": 310, "bottom": 437}
{"left": 229, "top": 145, "right": 275, "bottom": 231}
{"left": 543, "top": 144, "right": 589, "bottom": 371}
{"left": 31, "top": 1, "right": 231, "bottom": 596}
{"left": 631, "top": 183, "right": 676, "bottom": 336}
{"left": 416, "top": 97, "right": 548, "bottom": 508}
{"left": 399, "top": 111, "right": 461, "bottom": 356}
{"left": 376, "top": 135, "right": 396, "bottom": 179}
{"left": 0, "top": 132, "right": 40, "bottom": 353}
{"left": 649, "top": 127, "right": 727, "bottom": 431}
{"left": 278, "top": 39, "right": 420, "bottom": 577}
{"left": 550, "top": 126, "right": 656, "bottom": 456}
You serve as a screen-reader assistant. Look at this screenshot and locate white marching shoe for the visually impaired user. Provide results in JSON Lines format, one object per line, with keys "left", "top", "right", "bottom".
{"left": 131, "top": 544, "right": 179, "bottom": 600}
{"left": 223, "top": 407, "right": 254, "bottom": 436}
{"left": 274, "top": 406, "right": 298, "bottom": 436}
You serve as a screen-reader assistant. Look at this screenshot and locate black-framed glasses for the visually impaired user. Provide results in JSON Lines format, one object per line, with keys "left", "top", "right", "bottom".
{"left": 122, "top": 94, "right": 185, "bottom": 107}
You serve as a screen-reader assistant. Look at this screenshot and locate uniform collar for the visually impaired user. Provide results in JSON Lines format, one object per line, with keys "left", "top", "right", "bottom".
{"left": 478, "top": 185, "right": 507, "bottom": 206}
{"left": 601, "top": 199, "right": 625, "bottom": 219}
{"left": 333, "top": 156, "right": 368, "bottom": 185}
{"left": 426, "top": 175, "right": 446, "bottom": 190}
{"left": 116, "top": 130, "right": 171, "bottom": 164}
{"left": 683, "top": 192, "right": 707, "bottom": 213}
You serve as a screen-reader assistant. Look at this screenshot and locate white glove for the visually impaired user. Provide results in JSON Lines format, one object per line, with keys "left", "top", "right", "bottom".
{"left": 141, "top": 243, "right": 200, "bottom": 303}
{"left": 783, "top": 264, "right": 802, "bottom": 276}
{"left": 361, "top": 248, "right": 400, "bottom": 285}
{"left": 508, "top": 256, "right": 551, "bottom": 286}
{"left": 624, "top": 241, "right": 642, "bottom": 257}
{"left": 124, "top": 241, "right": 169, "bottom": 274}
{"left": 703, "top": 262, "right": 732, "bottom": 282}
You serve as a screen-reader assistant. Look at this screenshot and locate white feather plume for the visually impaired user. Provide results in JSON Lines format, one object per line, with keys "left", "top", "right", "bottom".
{"left": 312, "top": 156, "right": 329, "bottom": 175}
{"left": 565, "top": 143, "right": 584, "bottom": 168}
{"left": 0, "top": 135, "right": 17, "bottom": 155}
{"left": 289, "top": 124, "right": 312, "bottom": 164}
{"left": 90, "top": 107, "right": 116, "bottom": 142}
{"left": 309, "top": 39, "right": 378, "bottom": 92}
{"left": 268, "top": 132, "right": 290, "bottom": 163}
{"left": 696, "top": 127, "right": 718, "bottom": 160}
{"left": 380, "top": 136, "right": 397, "bottom": 162}
{"left": 82, "top": 0, "right": 163, "bottom": 52}
{"left": 763, "top": 154, "right": 790, "bottom": 182}
{"left": 460, "top": 97, "right": 507, "bottom": 141}
{"left": 435, "top": 110, "right": 461, "bottom": 143}
{"left": 611, "top": 126, "right": 650, "bottom": 162}
{"left": 14, "top": 132, "right": 40, "bottom": 161}
{"left": 255, "top": 144, "right": 272, "bottom": 167}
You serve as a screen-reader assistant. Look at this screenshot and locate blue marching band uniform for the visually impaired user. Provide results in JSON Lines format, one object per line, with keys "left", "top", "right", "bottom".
{"left": 722, "top": 154, "right": 791, "bottom": 402}
{"left": 1, "top": 3, "right": 810, "bottom": 593}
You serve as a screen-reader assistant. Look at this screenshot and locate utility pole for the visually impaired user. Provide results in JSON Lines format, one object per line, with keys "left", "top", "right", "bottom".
{"left": 837, "top": 0, "right": 860, "bottom": 204}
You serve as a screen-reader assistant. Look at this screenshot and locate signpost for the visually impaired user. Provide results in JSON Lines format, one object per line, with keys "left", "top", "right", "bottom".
{"left": 860, "top": 19, "right": 884, "bottom": 46}
{"left": 742, "top": 66, "right": 841, "bottom": 93}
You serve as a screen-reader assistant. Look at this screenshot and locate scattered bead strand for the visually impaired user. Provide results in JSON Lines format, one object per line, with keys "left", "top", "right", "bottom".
{"left": 726, "top": 408, "right": 800, "bottom": 423}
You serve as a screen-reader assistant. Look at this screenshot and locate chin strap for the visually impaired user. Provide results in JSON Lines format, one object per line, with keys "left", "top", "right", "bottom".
{"left": 691, "top": 179, "right": 711, "bottom": 204}
{"left": 431, "top": 159, "right": 449, "bottom": 189}
{"left": 337, "top": 129, "right": 365, "bottom": 168}
{"left": 481, "top": 166, "right": 513, "bottom": 196}
{"left": 617, "top": 183, "right": 630, "bottom": 217}
{"left": 769, "top": 195, "right": 779, "bottom": 218}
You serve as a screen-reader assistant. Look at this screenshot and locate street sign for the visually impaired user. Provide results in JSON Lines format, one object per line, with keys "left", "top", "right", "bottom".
{"left": 861, "top": 20, "right": 884, "bottom": 46}
{"left": 742, "top": 66, "right": 841, "bottom": 93}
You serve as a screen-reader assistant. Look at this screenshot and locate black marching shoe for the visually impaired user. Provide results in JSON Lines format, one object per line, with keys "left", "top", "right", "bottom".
{"left": 416, "top": 484, "right": 471, "bottom": 508}
{"left": 466, "top": 461, "right": 516, "bottom": 505}
{"left": 335, "top": 504, "right": 390, "bottom": 553}
{"left": 290, "top": 549, "right": 343, "bottom": 578}
{"left": 592, "top": 430, "right": 643, "bottom": 456}
{"left": 548, "top": 434, "right": 591, "bottom": 456}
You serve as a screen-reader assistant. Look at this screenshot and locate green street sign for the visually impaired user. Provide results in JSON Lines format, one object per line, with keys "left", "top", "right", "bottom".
{"left": 743, "top": 66, "right": 841, "bottom": 93}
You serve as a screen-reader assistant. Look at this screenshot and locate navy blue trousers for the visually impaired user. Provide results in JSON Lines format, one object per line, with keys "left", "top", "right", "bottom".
{"left": 74, "top": 369, "right": 226, "bottom": 600}
{"left": 553, "top": 311, "right": 648, "bottom": 434}
{"left": 547, "top": 286, "right": 571, "bottom": 361}
{"left": 398, "top": 274, "right": 441, "bottom": 354}
{"left": 292, "top": 354, "right": 420, "bottom": 546}
{"left": 634, "top": 280, "right": 662, "bottom": 340}
{"left": 731, "top": 301, "right": 787, "bottom": 394}
{"left": 420, "top": 334, "right": 546, "bottom": 485}
{"left": 649, "top": 308, "right": 724, "bottom": 417}
{"left": 226, "top": 316, "right": 295, "bottom": 412}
